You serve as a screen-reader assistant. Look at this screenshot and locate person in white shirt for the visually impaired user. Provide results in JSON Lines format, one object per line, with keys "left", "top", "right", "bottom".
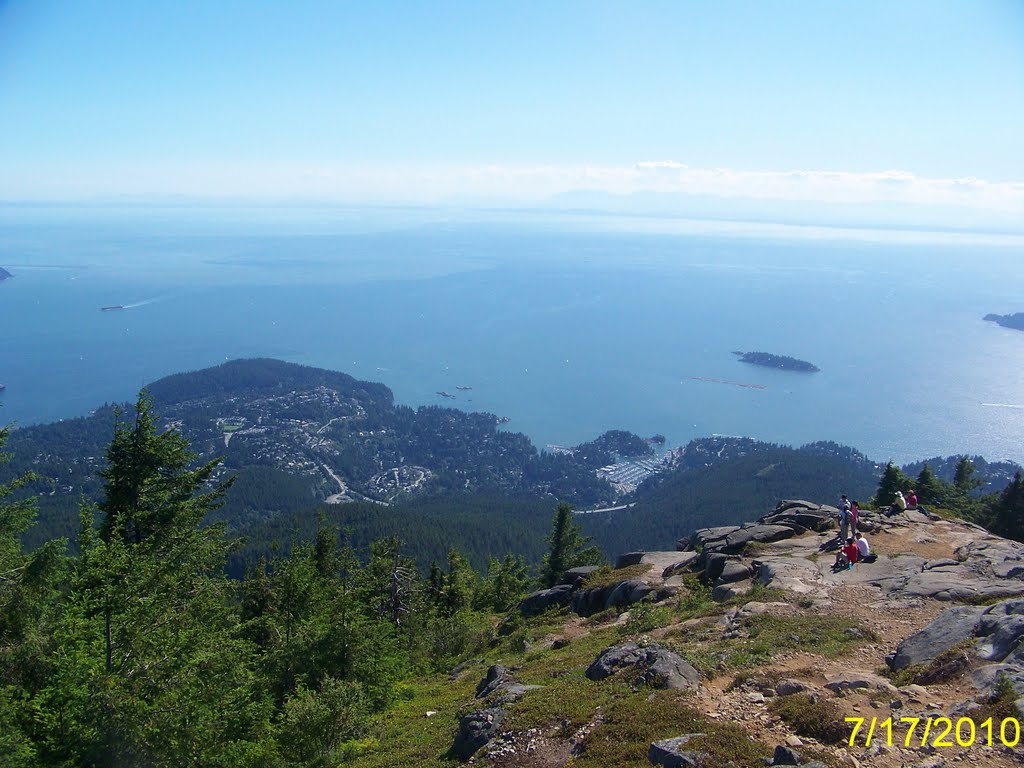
{"left": 855, "top": 532, "right": 876, "bottom": 563}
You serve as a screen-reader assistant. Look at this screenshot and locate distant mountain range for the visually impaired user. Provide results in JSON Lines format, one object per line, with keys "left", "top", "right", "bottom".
{"left": 984, "top": 312, "right": 1024, "bottom": 331}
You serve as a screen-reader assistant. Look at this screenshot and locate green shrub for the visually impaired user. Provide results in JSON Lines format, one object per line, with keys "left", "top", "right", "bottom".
{"left": 769, "top": 693, "right": 852, "bottom": 744}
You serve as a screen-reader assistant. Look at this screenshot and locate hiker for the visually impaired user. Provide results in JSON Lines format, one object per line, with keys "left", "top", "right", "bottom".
{"left": 838, "top": 495, "right": 852, "bottom": 540}
{"left": 850, "top": 500, "right": 861, "bottom": 532}
{"left": 906, "top": 489, "right": 918, "bottom": 509}
{"left": 833, "top": 536, "right": 860, "bottom": 570}
{"left": 890, "top": 490, "right": 907, "bottom": 515}
{"left": 855, "top": 532, "right": 877, "bottom": 564}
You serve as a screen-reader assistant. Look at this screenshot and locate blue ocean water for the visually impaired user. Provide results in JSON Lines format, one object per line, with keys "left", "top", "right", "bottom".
{"left": 2, "top": 207, "right": 1023, "bottom": 465}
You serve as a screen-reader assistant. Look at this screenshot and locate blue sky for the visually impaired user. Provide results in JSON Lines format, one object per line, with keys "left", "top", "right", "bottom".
{"left": 1, "top": 1, "right": 1023, "bottom": 224}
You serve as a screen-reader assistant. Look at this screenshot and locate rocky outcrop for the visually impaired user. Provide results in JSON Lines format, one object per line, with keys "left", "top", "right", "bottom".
{"left": 649, "top": 734, "right": 706, "bottom": 767}
{"left": 571, "top": 578, "right": 655, "bottom": 617}
{"left": 474, "top": 665, "right": 542, "bottom": 704}
{"left": 889, "top": 598, "right": 1024, "bottom": 712}
{"left": 586, "top": 642, "right": 700, "bottom": 690}
{"left": 450, "top": 708, "right": 506, "bottom": 760}
{"left": 888, "top": 605, "right": 987, "bottom": 671}
{"left": 517, "top": 584, "right": 573, "bottom": 616}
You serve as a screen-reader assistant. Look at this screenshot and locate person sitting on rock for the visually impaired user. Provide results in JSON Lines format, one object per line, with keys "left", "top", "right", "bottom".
{"left": 890, "top": 490, "right": 907, "bottom": 515}
{"left": 855, "top": 531, "right": 876, "bottom": 563}
{"left": 833, "top": 537, "right": 860, "bottom": 570}
{"left": 906, "top": 489, "right": 918, "bottom": 509}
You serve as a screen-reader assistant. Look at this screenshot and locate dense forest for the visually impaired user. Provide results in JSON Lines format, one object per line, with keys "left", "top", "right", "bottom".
{"left": 3, "top": 359, "right": 662, "bottom": 549}
{"left": 4, "top": 359, "right": 1021, "bottom": 572}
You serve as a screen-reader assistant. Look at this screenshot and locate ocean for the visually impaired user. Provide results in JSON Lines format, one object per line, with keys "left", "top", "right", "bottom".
{"left": 2, "top": 205, "right": 1023, "bottom": 465}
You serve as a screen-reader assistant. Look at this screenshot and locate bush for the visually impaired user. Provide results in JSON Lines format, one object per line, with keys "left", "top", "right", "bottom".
{"left": 769, "top": 694, "right": 852, "bottom": 744}
{"left": 276, "top": 678, "right": 370, "bottom": 767}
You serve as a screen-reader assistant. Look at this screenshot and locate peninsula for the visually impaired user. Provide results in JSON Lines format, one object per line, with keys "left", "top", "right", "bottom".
{"left": 0, "top": 267, "right": 11, "bottom": 281}
{"left": 984, "top": 312, "right": 1024, "bottom": 332}
{"left": 733, "top": 350, "right": 819, "bottom": 372}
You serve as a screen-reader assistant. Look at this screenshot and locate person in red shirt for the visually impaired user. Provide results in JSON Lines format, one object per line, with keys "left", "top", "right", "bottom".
{"left": 834, "top": 537, "right": 860, "bottom": 570}
{"left": 906, "top": 490, "right": 918, "bottom": 509}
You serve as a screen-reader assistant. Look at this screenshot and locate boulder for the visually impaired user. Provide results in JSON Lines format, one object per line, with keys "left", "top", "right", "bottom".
{"left": 662, "top": 552, "right": 700, "bottom": 577}
{"left": 717, "top": 560, "right": 753, "bottom": 585}
{"left": 975, "top": 599, "right": 1024, "bottom": 662}
{"left": 775, "top": 679, "right": 807, "bottom": 696}
{"left": 586, "top": 642, "right": 700, "bottom": 690}
{"left": 692, "top": 526, "right": 741, "bottom": 550}
{"left": 720, "top": 524, "right": 797, "bottom": 553}
{"left": 571, "top": 587, "right": 606, "bottom": 617}
{"left": 773, "top": 744, "right": 802, "bottom": 765}
{"left": 606, "top": 579, "right": 654, "bottom": 608}
{"left": 649, "top": 734, "right": 706, "bottom": 768}
{"left": 518, "top": 584, "right": 573, "bottom": 617}
{"left": 888, "top": 605, "right": 986, "bottom": 671}
{"left": 570, "top": 579, "right": 654, "bottom": 617}
{"left": 450, "top": 708, "right": 506, "bottom": 760}
{"left": 475, "top": 665, "right": 510, "bottom": 699}
{"left": 703, "top": 552, "right": 732, "bottom": 581}
{"left": 754, "top": 557, "right": 822, "bottom": 594}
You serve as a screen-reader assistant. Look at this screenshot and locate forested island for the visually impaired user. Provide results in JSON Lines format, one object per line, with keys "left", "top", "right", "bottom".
{"left": 984, "top": 312, "right": 1024, "bottom": 331}
{"left": 733, "top": 350, "right": 819, "bottom": 372}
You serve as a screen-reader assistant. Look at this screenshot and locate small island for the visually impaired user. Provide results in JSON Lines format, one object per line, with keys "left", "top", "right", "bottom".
{"left": 0, "top": 267, "right": 11, "bottom": 281}
{"left": 984, "top": 312, "right": 1024, "bottom": 332}
{"left": 733, "top": 351, "right": 819, "bottom": 372}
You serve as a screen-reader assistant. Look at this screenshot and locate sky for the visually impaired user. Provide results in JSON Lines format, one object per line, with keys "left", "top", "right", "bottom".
{"left": 1, "top": 1, "right": 1023, "bottom": 227}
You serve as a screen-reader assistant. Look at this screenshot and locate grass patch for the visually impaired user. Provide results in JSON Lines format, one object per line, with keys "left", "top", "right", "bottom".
{"left": 669, "top": 613, "right": 872, "bottom": 678}
{"left": 581, "top": 563, "right": 652, "bottom": 589}
{"left": 769, "top": 693, "right": 853, "bottom": 744}
{"left": 573, "top": 691, "right": 771, "bottom": 768}
{"left": 355, "top": 674, "right": 475, "bottom": 768}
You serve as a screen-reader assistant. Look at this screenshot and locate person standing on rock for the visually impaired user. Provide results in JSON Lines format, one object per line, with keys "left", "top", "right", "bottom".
{"left": 837, "top": 495, "right": 852, "bottom": 541}
{"left": 906, "top": 489, "right": 918, "bottom": 509}
{"left": 850, "top": 500, "right": 861, "bottom": 533}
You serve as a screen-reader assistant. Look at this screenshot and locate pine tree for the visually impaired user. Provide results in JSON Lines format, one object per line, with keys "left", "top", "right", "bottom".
{"left": 0, "top": 427, "right": 64, "bottom": 766}
{"left": 991, "top": 471, "right": 1024, "bottom": 543}
{"left": 541, "top": 502, "right": 603, "bottom": 587}
{"left": 875, "top": 461, "right": 910, "bottom": 507}
{"left": 954, "top": 456, "right": 983, "bottom": 494}
{"left": 36, "top": 394, "right": 266, "bottom": 767}
{"left": 915, "top": 463, "right": 948, "bottom": 506}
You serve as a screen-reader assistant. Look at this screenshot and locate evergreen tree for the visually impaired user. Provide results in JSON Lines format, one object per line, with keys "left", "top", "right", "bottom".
{"left": 954, "top": 456, "right": 983, "bottom": 495}
{"left": 875, "top": 461, "right": 911, "bottom": 507}
{"left": 98, "top": 391, "right": 232, "bottom": 545}
{"left": 991, "top": 471, "right": 1024, "bottom": 543}
{"left": 915, "top": 463, "right": 948, "bottom": 506}
{"left": 0, "top": 427, "right": 64, "bottom": 766}
{"left": 541, "top": 502, "right": 603, "bottom": 587}
{"left": 477, "top": 553, "right": 531, "bottom": 612}
{"left": 36, "top": 394, "right": 266, "bottom": 767}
